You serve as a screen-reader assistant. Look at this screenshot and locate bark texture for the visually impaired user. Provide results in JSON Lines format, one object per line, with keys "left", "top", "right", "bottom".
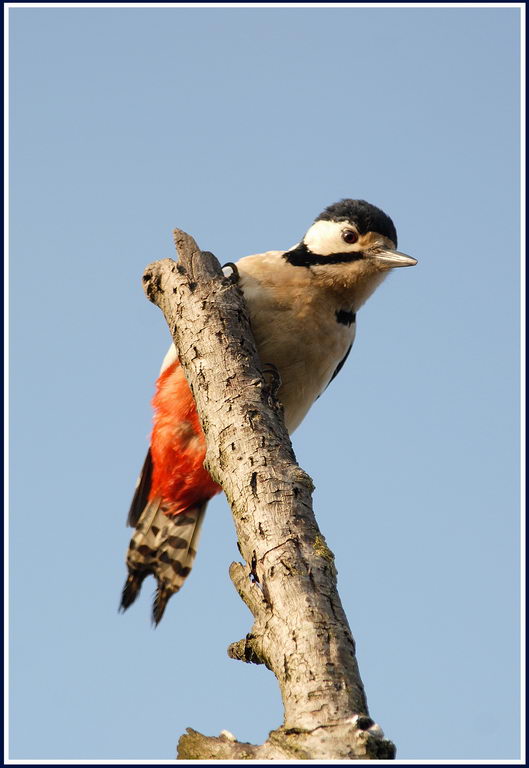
{"left": 142, "top": 230, "right": 396, "bottom": 760}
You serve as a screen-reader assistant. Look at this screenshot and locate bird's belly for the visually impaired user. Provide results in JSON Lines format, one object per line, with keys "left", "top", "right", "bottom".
{"left": 250, "top": 313, "right": 355, "bottom": 433}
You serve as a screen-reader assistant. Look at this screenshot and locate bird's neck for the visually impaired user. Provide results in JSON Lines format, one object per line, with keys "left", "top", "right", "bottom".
{"left": 284, "top": 241, "right": 363, "bottom": 268}
{"left": 284, "top": 243, "right": 388, "bottom": 311}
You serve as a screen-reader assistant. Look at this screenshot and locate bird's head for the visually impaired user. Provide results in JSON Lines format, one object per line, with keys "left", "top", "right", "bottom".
{"left": 287, "top": 199, "right": 416, "bottom": 271}
{"left": 284, "top": 199, "right": 417, "bottom": 306}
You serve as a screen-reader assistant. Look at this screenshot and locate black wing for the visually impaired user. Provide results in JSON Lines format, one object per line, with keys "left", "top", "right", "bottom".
{"left": 127, "top": 448, "right": 153, "bottom": 527}
{"left": 321, "top": 344, "right": 353, "bottom": 395}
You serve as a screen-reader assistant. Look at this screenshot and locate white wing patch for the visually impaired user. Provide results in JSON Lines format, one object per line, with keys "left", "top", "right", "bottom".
{"left": 159, "top": 343, "right": 178, "bottom": 374}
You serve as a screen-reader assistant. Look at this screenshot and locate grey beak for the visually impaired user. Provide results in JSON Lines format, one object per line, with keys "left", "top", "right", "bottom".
{"left": 369, "top": 248, "right": 417, "bottom": 268}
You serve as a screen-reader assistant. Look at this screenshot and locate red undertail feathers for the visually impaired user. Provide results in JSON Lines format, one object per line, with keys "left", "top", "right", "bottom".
{"left": 121, "top": 358, "right": 221, "bottom": 623}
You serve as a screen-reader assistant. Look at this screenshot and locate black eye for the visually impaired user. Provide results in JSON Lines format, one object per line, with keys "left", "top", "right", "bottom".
{"left": 342, "top": 230, "right": 358, "bottom": 245}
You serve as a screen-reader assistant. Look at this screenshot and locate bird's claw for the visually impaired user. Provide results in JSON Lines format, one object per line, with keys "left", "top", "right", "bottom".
{"left": 262, "top": 363, "right": 282, "bottom": 397}
{"left": 222, "top": 262, "right": 240, "bottom": 284}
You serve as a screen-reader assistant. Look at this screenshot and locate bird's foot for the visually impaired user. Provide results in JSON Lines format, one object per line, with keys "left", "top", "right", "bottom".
{"left": 222, "top": 262, "right": 240, "bottom": 284}
{"left": 262, "top": 363, "right": 282, "bottom": 398}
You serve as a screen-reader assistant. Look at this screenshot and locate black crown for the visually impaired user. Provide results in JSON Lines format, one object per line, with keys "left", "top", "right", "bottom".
{"left": 317, "top": 199, "right": 397, "bottom": 247}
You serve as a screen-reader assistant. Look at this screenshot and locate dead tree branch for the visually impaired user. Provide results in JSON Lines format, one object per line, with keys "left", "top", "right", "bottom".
{"left": 142, "top": 230, "right": 396, "bottom": 760}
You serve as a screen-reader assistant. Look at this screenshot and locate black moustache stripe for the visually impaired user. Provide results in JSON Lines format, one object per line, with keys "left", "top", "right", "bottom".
{"left": 284, "top": 243, "right": 364, "bottom": 268}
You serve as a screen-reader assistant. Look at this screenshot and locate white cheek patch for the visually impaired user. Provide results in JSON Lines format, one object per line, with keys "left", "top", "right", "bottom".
{"left": 303, "top": 219, "right": 359, "bottom": 256}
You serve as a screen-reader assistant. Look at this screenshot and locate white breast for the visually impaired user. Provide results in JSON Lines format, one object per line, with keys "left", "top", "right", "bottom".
{"left": 158, "top": 251, "right": 356, "bottom": 435}
{"left": 237, "top": 253, "right": 356, "bottom": 433}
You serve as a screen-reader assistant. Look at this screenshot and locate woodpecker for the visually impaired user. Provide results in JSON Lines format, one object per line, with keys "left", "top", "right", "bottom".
{"left": 121, "top": 199, "right": 417, "bottom": 624}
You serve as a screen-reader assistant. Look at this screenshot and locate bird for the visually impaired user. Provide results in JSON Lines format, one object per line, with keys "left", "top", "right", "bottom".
{"left": 120, "top": 198, "right": 417, "bottom": 624}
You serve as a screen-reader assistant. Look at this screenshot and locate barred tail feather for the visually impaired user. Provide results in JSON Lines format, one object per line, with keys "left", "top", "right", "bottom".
{"left": 120, "top": 500, "right": 207, "bottom": 625}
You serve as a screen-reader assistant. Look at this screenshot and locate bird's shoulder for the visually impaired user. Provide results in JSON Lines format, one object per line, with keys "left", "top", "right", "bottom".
{"left": 236, "top": 249, "right": 288, "bottom": 277}
{"left": 236, "top": 248, "right": 315, "bottom": 294}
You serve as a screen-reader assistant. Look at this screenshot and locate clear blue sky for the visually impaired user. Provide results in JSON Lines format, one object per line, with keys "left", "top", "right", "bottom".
{"left": 8, "top": 4, "right": 522, "bottom": 762}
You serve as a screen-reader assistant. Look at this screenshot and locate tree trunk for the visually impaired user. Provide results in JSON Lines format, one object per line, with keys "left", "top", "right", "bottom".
{"left": 142, "top": 230, "right": 396, "bottom": 760}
